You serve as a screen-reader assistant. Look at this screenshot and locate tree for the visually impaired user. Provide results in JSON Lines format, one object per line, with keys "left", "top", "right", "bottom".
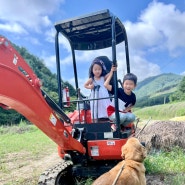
{"left": 179, "top": 76, "right": 185, "bottom": 93}
{"left": 169, "top": 76, "right": 185, "bottom": 102}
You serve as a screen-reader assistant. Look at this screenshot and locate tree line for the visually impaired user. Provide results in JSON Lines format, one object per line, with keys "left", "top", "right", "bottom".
{"left": 1, "top": 43, "right": 185, "bottom": 125}
{"left": 0, "top": 44, "right": 76, "bottom": 125}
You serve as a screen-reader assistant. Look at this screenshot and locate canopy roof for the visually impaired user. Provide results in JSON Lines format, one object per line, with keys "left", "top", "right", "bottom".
{"left": 55, "top": 9, "right": 127, "bottom": 50}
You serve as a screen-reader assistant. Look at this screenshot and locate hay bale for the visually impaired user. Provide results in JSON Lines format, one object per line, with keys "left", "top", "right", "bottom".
{"left": 137, "top": 121, "right": 185, "bottom": 151}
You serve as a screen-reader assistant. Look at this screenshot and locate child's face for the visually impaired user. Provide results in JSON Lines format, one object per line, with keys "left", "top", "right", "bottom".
{"left": 92, "top": 64, "right": 102, "bottom": 78}
{"left": 123, "top": 80, "right": 136, "bottom": 95}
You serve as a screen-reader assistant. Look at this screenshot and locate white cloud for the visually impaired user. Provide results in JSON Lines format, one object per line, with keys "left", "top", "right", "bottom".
{"left": 144, "top": 2, "right": 185, "bottom": 52}
{"left": 26, "top": 36, "right": 41, "bottom": 45}
{"left": 0, "top": 0, "right": 65, "bottom": 33}
{"left": 116, "top": 43, "right": 161, "bottom": 82}
{"left": 125, "top": 20, "right": 163, "bottom": 51}
{"left": 180, "top": 71, "right": 185, "bottom": 76}
{"left": 118, "top": 1, "right": 185, "bottom": 82}
{"left": 45, "top": 28, "right": 56, "bottom": 43}
{"left": 126, "top": 1, "right": 185, "bottom": 56}
{"left": 75, "top": 50, "right": 110, "bottom": 64}
{"left": 130, "top": 55, "right": 161, "bottom": 81}
{"left": 0, "top": 22, "right": 27, "bottom": 34}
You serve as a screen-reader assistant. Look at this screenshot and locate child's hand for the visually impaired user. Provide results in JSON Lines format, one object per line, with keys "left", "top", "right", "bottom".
{"left": 124, "top": 104, "right": 133, "bottom": 112}
{"left": 111, "top": 65, "right": 117, "bottom": 72}
{"left": 89, "top": 84, "right": 94, "bottom": 89}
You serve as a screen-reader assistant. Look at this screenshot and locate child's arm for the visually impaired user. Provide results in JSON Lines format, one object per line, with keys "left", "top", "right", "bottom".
{"left": 84, "top": 78, "right": 94, "bottom": 89}
{"left": 104, "top": 72, "right": 110, "bottom": 80}
{"left": 104, "top": 66, "right": 117, "bottom": 91}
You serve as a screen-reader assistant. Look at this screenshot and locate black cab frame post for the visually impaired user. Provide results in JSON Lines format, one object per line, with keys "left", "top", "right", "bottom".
{"left": 111, "top": 15, "right": 120, "bottom": 131}
{"left": 55, "top": 33, "right": 80, "bottom": 109}
{"left": 70, "top": 45, "right": 79, "bottom": 96}
{"left": 55, "top": 31, "right": 63, "bottom": 108}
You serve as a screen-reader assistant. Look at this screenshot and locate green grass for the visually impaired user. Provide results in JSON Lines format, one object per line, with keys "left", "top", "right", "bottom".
{"left": 0, "top": 123, "right": 95, "bottom": 185}
{"left": 0, "top": 123, "right": 58, "bottom": 185}
{"left": 166, "top": 174, "right": 185, "bottom": 185}
{"left": 144, "top": 147, "right": 185, "bottom": 184}
{"left": 145, "top": 147, "right": 185, "bottom": 174}
{"left": 134, "top": 101, "right": 185, "bottom": 120}
{"left": 0, "top": 124, "right": 56, "bottom": 159}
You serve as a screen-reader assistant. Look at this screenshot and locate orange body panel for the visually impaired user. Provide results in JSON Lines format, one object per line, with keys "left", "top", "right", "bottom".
{"left": 67, "top": 110, "right": 92, "bottom": 124}
{"left": 87, "top": 139, "right": 127, "bottom": 160}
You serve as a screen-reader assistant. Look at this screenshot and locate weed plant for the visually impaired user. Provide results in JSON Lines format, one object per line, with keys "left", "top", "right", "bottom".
{"left": 145, "top": 147, "right": 185, "bottom": 184}
{"left": 145, "top": 147, "right": 185, "bottom": 173}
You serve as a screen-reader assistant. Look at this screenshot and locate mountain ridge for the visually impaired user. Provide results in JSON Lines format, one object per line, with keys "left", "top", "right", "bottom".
{"left": 135, "top": 73, "right": 183, "bottom": 100}
{"left": 134, "top": 73, "right": 183, "bottom": 107}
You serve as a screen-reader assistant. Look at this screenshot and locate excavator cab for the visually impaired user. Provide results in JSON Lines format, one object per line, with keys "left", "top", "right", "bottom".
{"left": 53, "top": 9, "right": 135, "bottom": 181}
{"left": 55, "top": 9, "right": 131, "bottom": 123}
{"left": 0, "top": 9, "right": 135, "bottom": 185}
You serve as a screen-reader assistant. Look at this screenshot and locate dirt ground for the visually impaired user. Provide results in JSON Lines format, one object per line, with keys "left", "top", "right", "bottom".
{"left": 0, "top": 151, "right": 62, "bottom": 185}
{"left": 137, "top": 120, "right": 185, "bottom": 185}
{"left": 0, "top": 120, "right": 185, "bottom": 185}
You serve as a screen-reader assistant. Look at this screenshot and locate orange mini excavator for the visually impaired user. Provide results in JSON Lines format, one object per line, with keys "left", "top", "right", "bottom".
{"left": 0, "top": 9, "right": 136, "bottom": 184}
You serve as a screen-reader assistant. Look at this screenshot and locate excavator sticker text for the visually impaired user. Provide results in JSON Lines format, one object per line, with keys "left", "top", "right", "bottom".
{"left": 49, "top": 113, "right": 57, "bottom": 126}
{"left": 13, "top": 54, "right": 18, "bottom": 65}
{"left": 90, "top": 146, "right": 99, "bottom": 156}
{"left": 107, "top": 141, "right": 115, "bottom": 146}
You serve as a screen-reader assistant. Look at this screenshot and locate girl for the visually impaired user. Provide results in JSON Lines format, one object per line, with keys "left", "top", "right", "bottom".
{"left": 84, "top": 58, "right": 111, "bottom": 122}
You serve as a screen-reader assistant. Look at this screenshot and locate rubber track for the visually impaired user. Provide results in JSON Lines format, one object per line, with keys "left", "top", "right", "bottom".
{"left": 38, "top": 160, "right": 73, "bottom": 185}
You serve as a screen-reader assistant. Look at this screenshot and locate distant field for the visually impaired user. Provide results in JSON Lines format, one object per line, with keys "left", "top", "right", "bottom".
{"left": 134, "top": 101, "right": 185, "bottom": 121}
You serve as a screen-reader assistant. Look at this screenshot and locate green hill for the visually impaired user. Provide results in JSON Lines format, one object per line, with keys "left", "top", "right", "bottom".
{"left": 134, "top": 73, "right": 183, "bottom": 107}
{"left": 0, "top": 43, "right": 77, "bottom": 125}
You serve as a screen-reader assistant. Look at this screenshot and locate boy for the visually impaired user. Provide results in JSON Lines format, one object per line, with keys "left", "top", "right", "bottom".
{"left": 104, "top": 65, "right": 137, "bottom": 127}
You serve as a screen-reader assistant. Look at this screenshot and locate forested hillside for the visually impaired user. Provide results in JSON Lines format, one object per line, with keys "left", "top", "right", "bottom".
{"left": 135, "top": 73, "right": 183, "bottom": 107}
{"left": 0, "top": 43, "right": 76, "bottom": 125}
{"left": 13, "top": 44, "right": 77, "bottom": 100}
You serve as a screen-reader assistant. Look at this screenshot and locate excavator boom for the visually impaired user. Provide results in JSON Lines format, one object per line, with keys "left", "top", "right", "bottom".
{"left": 0, "top": 36, "right": 85, "bottom": 154}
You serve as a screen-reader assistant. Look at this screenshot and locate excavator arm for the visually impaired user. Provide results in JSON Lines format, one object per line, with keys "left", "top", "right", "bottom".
{"left": 0, "top": 36, "right": 85, "bottom": 155}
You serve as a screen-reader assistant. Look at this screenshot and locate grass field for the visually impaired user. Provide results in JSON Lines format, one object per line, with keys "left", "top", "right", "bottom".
{"left": 134, "top": 101, "right": 185, "bottom": 121}
{"left": 0, "top": 123, "right": 185, "bottom": 185}
{"left": 0, "top": 123, "right": 59, "bottom": 185}
{"left": 0, "top": 102, "right": 185, "bottom": 184}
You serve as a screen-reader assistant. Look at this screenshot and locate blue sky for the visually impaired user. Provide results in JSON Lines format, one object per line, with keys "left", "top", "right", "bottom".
{"left": 1, "top": 0, "right": 185, "bottom": 94}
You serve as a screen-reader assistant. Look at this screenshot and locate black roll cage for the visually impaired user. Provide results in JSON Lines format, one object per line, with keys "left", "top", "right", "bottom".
{"left": 54, "top": 9, "right": 130, "bottom": 127}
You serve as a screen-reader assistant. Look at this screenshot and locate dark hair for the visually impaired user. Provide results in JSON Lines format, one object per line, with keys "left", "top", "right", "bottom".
{"left": 123, "top": 73, "right": 137, "bottom": 85}
{"left": 89, "top": 58, "right": 107, "bottom": 78}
